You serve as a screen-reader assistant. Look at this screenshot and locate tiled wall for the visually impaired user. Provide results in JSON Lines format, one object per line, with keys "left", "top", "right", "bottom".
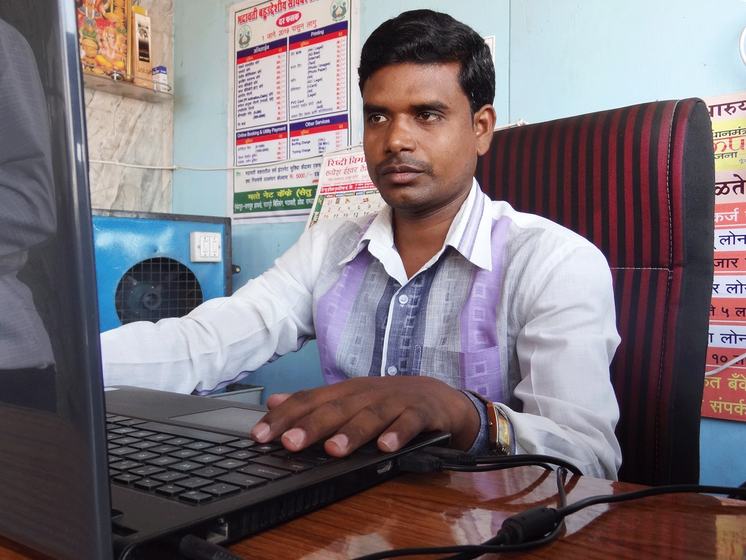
{"left": 85, "top": 0, "right": 174, "bottom": 213}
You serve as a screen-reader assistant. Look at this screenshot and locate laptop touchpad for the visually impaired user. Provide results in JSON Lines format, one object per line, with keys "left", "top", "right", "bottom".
{"left": 171, "top": 407, "right": 267, "bottom": 433}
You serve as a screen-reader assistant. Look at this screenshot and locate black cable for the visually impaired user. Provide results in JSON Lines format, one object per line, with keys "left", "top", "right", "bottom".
{"left": 555, "top": 466, "right": 569, "bottom": 507}
{"left": 557, "top": 483, "right": 746, "bottom": 518}
{"left": 352, "top": 474, "right": 746, "bottom": 560}
{"left": 446, "top": 461, "right": 554, "bottom": 472}
{"left": 179, "top": 535, "right": 244, "bottom": 560}
{"left": 351, "top": 467, "right": 571, "bottom": 560}
{"left": 400, "top": 454, "right": 566, "bottom": 476}
{"left": 474, "top": 454, "right": 583, "bottom": 476}
{"left": 404, "top": 447, "right": 583, "bottom": 476}
{"left": 180, "top": 460, "right": 746, "bottom": 560}
{"left": 439, "top": 467, "right": 571, "bottom": 560}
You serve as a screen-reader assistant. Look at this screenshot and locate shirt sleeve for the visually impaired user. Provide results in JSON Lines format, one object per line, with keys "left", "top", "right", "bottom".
{"left": 0, "top": 20, "right": 56, "bottom": 264}
{"left": 502, "top": 242, "right": 622, "bottom": 480}
{"left": 100, "top": 222, "right": 330, "bottom": 394}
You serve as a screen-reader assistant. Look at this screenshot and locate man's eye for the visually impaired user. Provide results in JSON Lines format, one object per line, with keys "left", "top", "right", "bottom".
{"left": 419, "top": 112, "right": 441, "bottom": 122}
{"left": 367, "top": 114, "right": 387, "bottom": 124}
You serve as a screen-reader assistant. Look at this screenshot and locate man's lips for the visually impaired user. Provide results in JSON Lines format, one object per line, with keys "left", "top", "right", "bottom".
{"left": 377, "top": 161, "right": 429, "bottom": 185}
{"left": 384, "top": 169, "right": 422, "bottom": 184}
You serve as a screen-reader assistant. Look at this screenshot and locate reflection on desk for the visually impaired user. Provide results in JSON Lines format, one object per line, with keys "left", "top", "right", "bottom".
{"left": 229, "top": 466, "right": 746, "bottom": 560}
{"left": 0, "top": 466, "right": 744, "bottom": 559}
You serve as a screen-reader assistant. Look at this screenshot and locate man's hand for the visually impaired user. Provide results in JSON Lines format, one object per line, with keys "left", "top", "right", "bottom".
{"left": 249, "top": 376, "right": 480, "bottom": 456}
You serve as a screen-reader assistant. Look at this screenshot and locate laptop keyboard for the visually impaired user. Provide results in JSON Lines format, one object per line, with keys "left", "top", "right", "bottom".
{"left": 107, "top": 414, "right": 340, "bottom": 505}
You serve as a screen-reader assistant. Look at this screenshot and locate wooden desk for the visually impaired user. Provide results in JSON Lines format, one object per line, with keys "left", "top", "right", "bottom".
{"left": 228, "top": 467, "right": 746, "bottom": 560}
{"left": 1, "top": 467, "right": 744, "bottom": 559}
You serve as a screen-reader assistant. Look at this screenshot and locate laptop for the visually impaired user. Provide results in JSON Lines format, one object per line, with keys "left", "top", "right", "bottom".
{"left": 0, "top": 2, "right": 448, "bottom": 559}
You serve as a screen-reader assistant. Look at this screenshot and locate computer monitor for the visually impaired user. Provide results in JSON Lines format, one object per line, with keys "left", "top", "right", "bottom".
{"left": 0, "top": 1, "right": 113, "bottom": 558}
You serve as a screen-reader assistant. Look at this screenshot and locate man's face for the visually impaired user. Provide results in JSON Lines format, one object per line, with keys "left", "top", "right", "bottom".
{"left": 362, "top": 62, "right": 494, "bottom": 219}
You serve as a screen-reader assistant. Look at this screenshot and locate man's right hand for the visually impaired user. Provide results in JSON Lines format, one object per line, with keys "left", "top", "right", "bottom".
{"left": 249, "top": 375, "right": 480, "bottom": 457}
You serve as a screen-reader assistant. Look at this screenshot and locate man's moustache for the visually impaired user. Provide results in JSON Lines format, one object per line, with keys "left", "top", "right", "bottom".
{"left": 376, "top": 155, "right": 433, "bottom": 176}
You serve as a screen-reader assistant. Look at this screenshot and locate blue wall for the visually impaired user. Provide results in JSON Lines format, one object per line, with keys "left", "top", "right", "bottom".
{"left": 172, "top": 0, "right": 746, "bottom": 486}
{"left": 508, "top": 1, "right": 746, "bottom": 123}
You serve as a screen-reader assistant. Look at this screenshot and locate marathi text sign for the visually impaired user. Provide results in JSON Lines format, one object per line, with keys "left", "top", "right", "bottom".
{"left": 703, "top": 91, "right": 746, "bottom": 422}
{"left": 229, "top": 0, "right": 353, "bottom": 221}
{"left": 306, "top": 146, "right": 385, "bottom": 228}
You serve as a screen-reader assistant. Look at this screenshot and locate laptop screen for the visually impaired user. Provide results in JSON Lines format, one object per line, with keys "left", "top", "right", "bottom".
{"left": 0, "top": 1, "right": 113, "bottom": 559}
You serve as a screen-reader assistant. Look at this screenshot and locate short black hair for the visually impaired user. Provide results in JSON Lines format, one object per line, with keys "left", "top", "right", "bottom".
{"left": 358, "top": 9, "right": 495, "bottom": 115}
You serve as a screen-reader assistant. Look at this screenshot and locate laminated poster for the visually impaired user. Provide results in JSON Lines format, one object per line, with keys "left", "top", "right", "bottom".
{"left": 703, "top": 91, "right": 746, "bottom": 422}
{"left": 305, "top": 146, "right": 384, "bottom": 229}
{"left": 229, "top": 0, "right": 355, "bottom": 222}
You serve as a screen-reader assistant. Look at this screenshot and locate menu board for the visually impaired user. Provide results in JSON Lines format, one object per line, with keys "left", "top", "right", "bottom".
{"left": 702, "top": 91, "right": 746, "bottom": 422}
{"left": 290, "top": 114, "right": 348, "bottom": 159}
{"left": 235, "top": 38, "right": 287, "bottom": 130}
{"left": 229, "top": 0, "right": 355, "bottom": 221}
{"left": 289, "top": 22, "right": 348, "bottom": 119}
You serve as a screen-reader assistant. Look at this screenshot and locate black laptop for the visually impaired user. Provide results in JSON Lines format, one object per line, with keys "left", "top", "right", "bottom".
{"left": 0, "top": 2, "right": 448, "bottom": 559}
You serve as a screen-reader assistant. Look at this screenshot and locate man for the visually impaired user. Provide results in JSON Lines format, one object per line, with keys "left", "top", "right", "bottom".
{"left": 102, "top": 10, "right": 622, "bottom": 479}
{"left": 0, "top": 17, "right": 56, "bottom": 370}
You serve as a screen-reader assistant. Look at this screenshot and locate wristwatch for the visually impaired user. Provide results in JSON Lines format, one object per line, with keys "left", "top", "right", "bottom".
{"left": 463, "top": 390, "right": 512, "bottom": 455}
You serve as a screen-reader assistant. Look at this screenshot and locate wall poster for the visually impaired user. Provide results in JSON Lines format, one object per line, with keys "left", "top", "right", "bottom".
{"left": 702, "top": 91, "right": 746, "bottom": 422}
{"left": 305, "top": 145, "right": 385, "bottom": 229}
{"left": 228, "top": 0, "right": 358, "bottom": 222}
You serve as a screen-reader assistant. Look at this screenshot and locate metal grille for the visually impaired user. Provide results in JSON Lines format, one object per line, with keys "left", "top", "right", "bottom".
{"left": 115, "top": 257, "right": 203, "bottom": 325}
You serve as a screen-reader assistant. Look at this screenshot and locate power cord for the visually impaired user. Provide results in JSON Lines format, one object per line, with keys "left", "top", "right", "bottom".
{"left": 178, "top": 448, "right": 746, "bottom": 560}
{"left": 351, "top": 466, "right": 572, "bottom": 560}
{"left": 350, "top": 449, "right": 746, "bottom": 560}
{"left": 179, "top": 534, "right": 244, "bottom": 560}
{"left": 398, "top": 446, "right": 584, "bottom": 476}
{"left": 177, "top": 451, "right": 574, "bottom": 560}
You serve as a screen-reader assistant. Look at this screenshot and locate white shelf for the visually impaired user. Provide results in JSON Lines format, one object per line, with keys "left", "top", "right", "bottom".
{"left": 82, "top": 71, "right": 173, "bottom": 103}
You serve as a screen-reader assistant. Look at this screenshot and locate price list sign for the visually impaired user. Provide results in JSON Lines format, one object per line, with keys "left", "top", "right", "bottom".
{"left": 290, "top": 114, "right": 348, "bottom": 159}
{"left": 236, "top": 125, "right": 288, "bottom": 166}
{"left": 235, "top": 38, "right": 287, "bottom": 129}
{"left": 230, "top": 0, "right": 354, "bottom": 221}
{"left": 289, "top": 22, "right": 348, "bottom": 120}
{"left": 703, "top": 91, "right": 746, "bottom": 422}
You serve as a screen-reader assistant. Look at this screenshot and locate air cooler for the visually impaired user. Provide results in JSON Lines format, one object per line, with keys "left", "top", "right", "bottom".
{"left": 92, "top": 210, "right": 233, "bottom": 333}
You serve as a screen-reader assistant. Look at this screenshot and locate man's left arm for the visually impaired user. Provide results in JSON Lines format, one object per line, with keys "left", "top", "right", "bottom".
{"left": 504, "top": 243, "right": 622, "bottom": 480}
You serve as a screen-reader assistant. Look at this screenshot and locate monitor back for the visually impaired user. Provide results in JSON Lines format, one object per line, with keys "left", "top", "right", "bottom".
{"left": 0, "top": 1, "right": 113, "bottom": 559}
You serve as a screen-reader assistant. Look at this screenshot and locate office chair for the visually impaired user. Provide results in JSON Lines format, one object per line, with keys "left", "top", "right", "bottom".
{"left": 475, "top": 99, "right": 715, "bottom": 486}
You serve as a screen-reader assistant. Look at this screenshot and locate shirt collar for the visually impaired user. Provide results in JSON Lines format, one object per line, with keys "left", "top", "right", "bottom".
{"left": 341, "top": 178, "right": 494, "bottom": 271}
{"left": 448, "top": 179, "right": 494, "bottom": 271}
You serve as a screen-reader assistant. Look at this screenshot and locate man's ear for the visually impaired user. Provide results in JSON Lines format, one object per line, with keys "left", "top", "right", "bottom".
{"left": 473, "top": 104, "right": 497, "bottom": 156}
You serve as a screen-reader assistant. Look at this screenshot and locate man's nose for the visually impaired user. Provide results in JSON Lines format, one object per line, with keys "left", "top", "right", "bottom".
{"left": 384, "top": 117, "right": 416, "bottom": 153}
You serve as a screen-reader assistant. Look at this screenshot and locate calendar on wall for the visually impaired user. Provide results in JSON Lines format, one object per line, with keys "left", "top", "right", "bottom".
{"left": 306, "top": 146, "right": 385, "bottom": 228}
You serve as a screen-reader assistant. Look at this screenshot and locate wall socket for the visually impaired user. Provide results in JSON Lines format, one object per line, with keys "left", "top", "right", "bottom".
{"left": 190, "top": 231, "right": 222, "bottom": 263}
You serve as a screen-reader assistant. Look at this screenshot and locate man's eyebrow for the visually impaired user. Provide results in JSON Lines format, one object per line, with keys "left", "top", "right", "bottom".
{"left": 411, "top": 101, "right": 450, "bottom": 113}
{"left": 362, "top": 103, "right": 386, "bottom": 115}
{"left": 362, "top": 101, "right": 450, "bottom": 114}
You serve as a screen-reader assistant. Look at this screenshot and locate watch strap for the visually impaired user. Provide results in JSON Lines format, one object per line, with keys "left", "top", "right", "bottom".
{"left": 462, "top": 390, "right": 511, "bottom": 456}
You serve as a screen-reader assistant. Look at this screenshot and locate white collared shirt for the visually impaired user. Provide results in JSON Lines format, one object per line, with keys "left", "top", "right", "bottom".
{"left": 102, "top": 180, "right": 622, "bottom": 479}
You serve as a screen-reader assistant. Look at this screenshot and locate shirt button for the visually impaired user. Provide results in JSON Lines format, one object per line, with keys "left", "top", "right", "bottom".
{"left": 398, "top": 294, "right": 409, "bottom": 305}
{"left": 386, "top": 366, "right": 398, "bottom": 376}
